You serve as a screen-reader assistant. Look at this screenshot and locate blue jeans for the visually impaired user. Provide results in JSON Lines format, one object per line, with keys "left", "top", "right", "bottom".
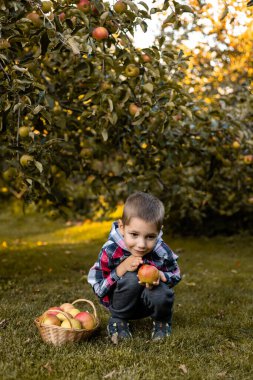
{"left": 109, "top": 271, "right": 174, "bottom": 323}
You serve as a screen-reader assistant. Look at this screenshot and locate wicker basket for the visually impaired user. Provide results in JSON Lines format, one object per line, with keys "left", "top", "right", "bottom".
{"left": 34, "top": 298, "right": 99, "bottom": 346}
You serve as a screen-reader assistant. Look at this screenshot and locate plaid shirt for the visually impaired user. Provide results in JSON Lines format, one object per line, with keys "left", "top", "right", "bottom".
{"left": 88, "top": 221, "right": 181, "bottom": 307}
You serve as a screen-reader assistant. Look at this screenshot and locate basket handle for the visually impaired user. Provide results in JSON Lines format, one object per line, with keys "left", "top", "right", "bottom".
{"left": 71, "top": 299, "right": 98, "bottom": 319}
{"left": 41, "top": 310, "right": 75, "bottom": 329}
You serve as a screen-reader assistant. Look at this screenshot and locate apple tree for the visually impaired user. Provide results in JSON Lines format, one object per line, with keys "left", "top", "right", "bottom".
{"left": 0, "top": 0, "right": 194, "bottom": 220}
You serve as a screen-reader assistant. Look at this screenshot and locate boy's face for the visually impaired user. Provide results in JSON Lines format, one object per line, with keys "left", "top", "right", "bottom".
{"left": 118, "top": 217, "right": 159, "bottom": 257}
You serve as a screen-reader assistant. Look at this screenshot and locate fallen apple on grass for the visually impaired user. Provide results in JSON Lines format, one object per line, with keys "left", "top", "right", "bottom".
{"left": 74, "top": 311, "right": 96, "bottom": 330}
{"left": 138, "top": 264, "right": 159, "bottom": 285}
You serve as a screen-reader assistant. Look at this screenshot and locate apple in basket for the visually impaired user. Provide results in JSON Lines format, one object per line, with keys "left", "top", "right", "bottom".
{"left": 68, "top": 308, "right": 81, "bottom": 317}
{"left": 60, "top": 303, "right": 75, "bottom": 312}
{"left": 74, "top": 311, "right": 96, "bottom": 330}
{"left": 43, "top": 306, "right": 62, "bottom": 316}
{"left": 61, "top": 318, "right": 82, "bottom": 329}
{"left": 42, "top": 315, "right": 61, "bottom": 327}
{"left": 56, "top": 311, "right": 72, "bottom": 322}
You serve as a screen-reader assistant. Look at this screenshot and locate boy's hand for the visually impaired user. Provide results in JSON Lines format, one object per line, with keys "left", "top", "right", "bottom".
{"left": 140, "top": 271, "right": 167, "bottom": 289}
{"left": 115, "top": 255, "right": 143, "bottom": 277}
{"left": 125, "top": 255, "right": 143, "bottom": 272}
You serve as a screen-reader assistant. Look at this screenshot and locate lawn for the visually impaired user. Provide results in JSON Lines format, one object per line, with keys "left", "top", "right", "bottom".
{"left": 0, "top": 205, "right": 253, "bottom": 380}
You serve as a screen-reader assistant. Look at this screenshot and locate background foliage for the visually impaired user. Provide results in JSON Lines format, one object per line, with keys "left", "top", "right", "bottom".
{"left": 0, "top": 0, "right": 253, "bottom": 234}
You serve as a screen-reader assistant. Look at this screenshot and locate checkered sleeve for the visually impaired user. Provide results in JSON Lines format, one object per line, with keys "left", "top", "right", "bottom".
{"left": 87, "top": 248, "right": 120, "bottom": 299}
{"left": 159, "top": 243, "right": 181, "bottom": 287}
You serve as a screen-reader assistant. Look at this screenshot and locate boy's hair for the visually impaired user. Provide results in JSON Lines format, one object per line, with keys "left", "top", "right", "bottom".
{"left": 121, "top": 192, "right": 164, "bottom": 230}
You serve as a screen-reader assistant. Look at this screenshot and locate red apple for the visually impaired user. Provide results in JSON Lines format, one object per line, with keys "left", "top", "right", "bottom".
{"left": 77, "top": 0, "right": 90, "bottom": 13}
{"left": 141, "top": 54, "right": 152, "bottom": 63}
{"left": 42, "top": 315, "right": 61, "bottom": 326}
{"left": 75, "top": 311, "right": 96, "bottom": 330}
{"left": 26, "top": 12, "right": 42, "bottom": 27}
{"left": 138, "top": 264, "right": 159, "bottom": 285}
{"left": 92, "top": 27, "right": 109, "bottom": 41}
{"left": 44, "top": 306, "right": 62, "bottom": 316}
{"left": 58, "top": 12, "right": 66, "bottom": 22}
{"left": 113, "top": 1, "right": 127, "bottom": 14}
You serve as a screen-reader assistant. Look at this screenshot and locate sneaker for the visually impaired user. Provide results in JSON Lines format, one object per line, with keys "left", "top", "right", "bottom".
{"left": 107, "top": 318, "right": 132, "bottom": 345}
{"left": 151, "top": 320, "right": 172, "bottom": 341}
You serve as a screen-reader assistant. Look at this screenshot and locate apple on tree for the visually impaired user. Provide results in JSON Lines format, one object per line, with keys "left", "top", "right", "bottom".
{"left": 20, "top": 154, "right": 34, "bottom": 167}
{"left": 113, "top": 1, "right": 127, "bottom": 14}
{"left": 41, "top": 1, "right": 53, "bottom": 13}
{"left": 125, "top": 64, "right": 140, "bottom": 77}
{"left": 129, "top": 103, "right": 141, "bottom": 117}
{"left": 92, "top": 27, "right": 109, "bottom": 41}
{"left": 77, "top": 0, "right": 90, "bottom": 13}
{"left": 26, "top": 12, "right": 42, "bottom": 27}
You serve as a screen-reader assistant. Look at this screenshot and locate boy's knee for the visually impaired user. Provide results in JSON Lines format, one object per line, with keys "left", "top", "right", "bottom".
{"left": 116, "top": 271, "right": 140, "bottom": 291}
{"left": 144, "top": 284, "right": 174, "bottom": 307}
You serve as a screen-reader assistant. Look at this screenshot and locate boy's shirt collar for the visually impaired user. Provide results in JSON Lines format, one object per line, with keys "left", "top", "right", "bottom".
{"left": 107, "top": 221, "right": 163, "bottom": 252}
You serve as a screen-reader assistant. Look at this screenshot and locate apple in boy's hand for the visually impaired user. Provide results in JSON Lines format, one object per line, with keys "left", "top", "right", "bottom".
{"left": 74, "top": 311, "right": 96, "bottom": 330}
{"left": 60, "top": 303, "right": 75, "bottom": 312}
{"left": 68, "top": 308, "right": 81, "bottom": 317}
{"left": 42, "top": 315, "right": 61, "bottom": 326}
{"left": 61, "top": 318, "right": 82, "bottom": 329}
{"left": 138, "top": 264, "right": 159, "bottom": 285}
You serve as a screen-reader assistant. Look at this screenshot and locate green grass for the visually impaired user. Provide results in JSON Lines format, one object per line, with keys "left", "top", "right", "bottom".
{"left": 0, "top": 206, "right": 253, "bottom": 380}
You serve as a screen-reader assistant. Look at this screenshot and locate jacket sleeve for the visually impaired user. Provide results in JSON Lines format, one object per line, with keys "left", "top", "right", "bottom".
{"left": 87, "top": 248, "right": 120, "bottom": 298}
{"left": 162, "top": 249, "right": 181, "bottom": 287}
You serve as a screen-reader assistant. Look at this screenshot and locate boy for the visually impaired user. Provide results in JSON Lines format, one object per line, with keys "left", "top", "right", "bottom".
{"left": 88, "top": 192, "right": 181, "bottom": 344}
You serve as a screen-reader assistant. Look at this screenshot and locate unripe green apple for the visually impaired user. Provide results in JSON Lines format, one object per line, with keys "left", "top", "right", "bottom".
{"left": 20, "top": 154, "right": 34, "bottom": 167}
{"left": 125, "top": 64, "right": 140, "bottom": 77}
{"left": 42, "top": 1, "right": 53, "bottom": 13}
{"left": 19, "top": 126, "right": 30, "bottom": 138}
{"left": 0, "top": 39, "right": 11, "bottom": 50}
{"left": 3, "top": 167, "right": 17, "bottom": 182}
